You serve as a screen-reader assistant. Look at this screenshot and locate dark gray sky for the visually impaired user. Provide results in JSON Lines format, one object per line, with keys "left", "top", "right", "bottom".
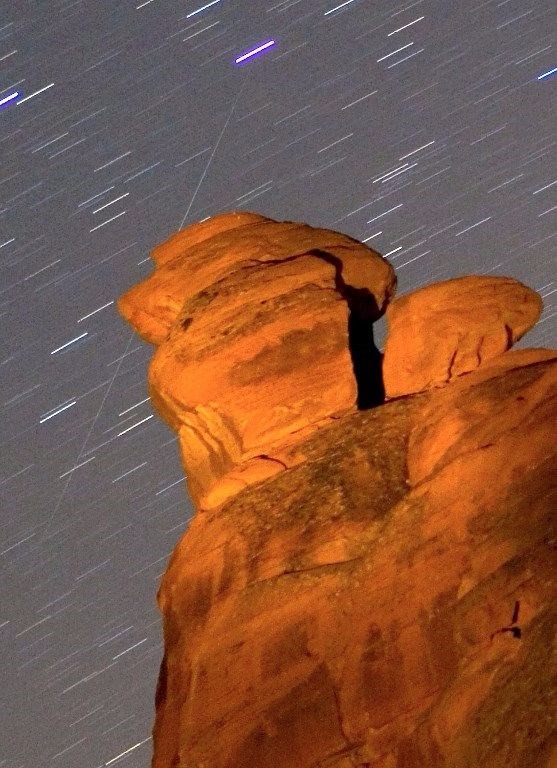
{"left": 1, "top": 0, "right": 555, "bottom": 765}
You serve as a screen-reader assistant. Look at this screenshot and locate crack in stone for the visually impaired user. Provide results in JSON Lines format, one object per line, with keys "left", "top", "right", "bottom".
{"left": 251, "top": 556, "right": 364, "bottom": 586}
{"left": 446, "top": 347, "right": 458, "bottom": 380}
{"left": 257, "top": 454, "right": 288, "bottom": 470}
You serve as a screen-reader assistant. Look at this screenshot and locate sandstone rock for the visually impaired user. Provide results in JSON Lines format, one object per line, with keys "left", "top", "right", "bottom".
{"left": 118, "top": 213, "right": 396, "bottom": 509}
{"left": 117, "top": 213, "right": 556, "bottom": 768}
{"left": 382, "top": 275, "right": 543, "bottom": 398}
{"left": 152, "top": 352, "right": 556, "bottom": 768}
{"left": 118, "top": 212, "right": 268, "bottom": 343}
{"left": 118, "top": 211, "right": 396, "bottom": 346}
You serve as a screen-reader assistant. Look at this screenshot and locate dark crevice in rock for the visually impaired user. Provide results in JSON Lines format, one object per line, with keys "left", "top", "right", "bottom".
{"left": 504, "top": 322, "right": 513, "bottom": 348}
{"left": 476, "top": 335, "right": 485, "bottom": 366}
{"left": 154, "top": 652, "right": 168, "bottom": 709}
{"left": 446, "top": 347, "right": 458, "bottom": 380}
{"left": 348, "top": 311, "right": 385, "bottom": 409}
{"left": 252, "top": 556, "right": 363, "bottom": 586}
{"left": 307, "top": 248, "right": 386, "bottom": 410}
{"left": 257, "top": 454, "right": 288, "bottom": 469}
{"left": 251, "top": 247, "right": 387, "bottom": 409}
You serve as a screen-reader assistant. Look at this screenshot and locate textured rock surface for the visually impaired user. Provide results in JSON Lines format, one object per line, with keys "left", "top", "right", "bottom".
{"left": 118, "top": 212, "right": 396, "bottom": 509}
{"left": 382, "top": 275, "right": 543, "bottom": 398}
{"left": 117, "top": 213, "right": 556, "bottom": 768}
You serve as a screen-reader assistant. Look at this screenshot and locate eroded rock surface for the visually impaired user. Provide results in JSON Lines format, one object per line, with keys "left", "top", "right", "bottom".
{"left": 118, "top": 212, "right": 396, "bottom": 509}
{"left": 382, "top": 275, "right": 543, "bottom": 398}
{"left": 117, "top": 212, "right": 556, "bottom": 768}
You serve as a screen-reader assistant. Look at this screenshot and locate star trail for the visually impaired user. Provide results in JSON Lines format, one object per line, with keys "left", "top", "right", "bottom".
{"left": 538, "top": 65, "right": 557, "bottom": 80}
{"left": 0, "top": 1, "right": 555, "bottom": 766}
{"left": 234, "top": 39, "right": 277, "bottom": 64}
{"left": 0, "top": 90, "right": 19, "bottom": 108}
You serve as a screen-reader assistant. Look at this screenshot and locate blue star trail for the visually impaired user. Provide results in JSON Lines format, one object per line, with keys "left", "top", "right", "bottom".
{"left": 537, "top": 66, "right": 557, "bottom": 80}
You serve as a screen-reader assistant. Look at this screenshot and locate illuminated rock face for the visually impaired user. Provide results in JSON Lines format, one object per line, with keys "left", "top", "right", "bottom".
{"left": 382, "top": 275, "right": 543, "bottom": 398}
{"left": 118, "top": 213, "right": 556, "bottom": 768}
{"left": 118, "top": 212, "right": 396, "bottom": 509}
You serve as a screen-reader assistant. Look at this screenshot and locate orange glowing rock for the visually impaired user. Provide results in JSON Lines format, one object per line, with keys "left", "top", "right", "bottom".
{"left": 118, "top": 212, "right": 396, "bottom": 509}
{"left": 382, "top": 275, "right": 543, "bottom": 398}
{"left": 117, "top": 212, "right": 556, "bottom": 768}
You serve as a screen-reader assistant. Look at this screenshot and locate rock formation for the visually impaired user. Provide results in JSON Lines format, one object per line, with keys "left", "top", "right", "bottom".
{"left": 119, "top": 212, "right": 396, "bottom": 510}
{"left": 382, "top": 275, "right": 543, "bottom": 398}
{"left": 118, "top": 212, "right": 556, "bottom": 768}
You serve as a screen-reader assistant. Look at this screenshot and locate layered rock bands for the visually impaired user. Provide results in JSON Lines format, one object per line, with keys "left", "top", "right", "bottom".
{"left": 118, "top": 212, "right": 556, "bottom": 768}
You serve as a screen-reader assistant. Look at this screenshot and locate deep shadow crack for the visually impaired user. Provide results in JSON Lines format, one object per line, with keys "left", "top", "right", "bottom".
{"left": 308, "top": 248, "right": 386, "bottom": 410}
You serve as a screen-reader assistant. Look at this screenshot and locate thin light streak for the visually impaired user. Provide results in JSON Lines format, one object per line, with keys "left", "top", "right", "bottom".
{"left": 77, "top": 301, "right": 114, "bottom": 322}
{"left": 118, "top": 397, "right": 150, "bottom": 416}
{"left": 117, "top": 414, "right": 154, "bottom": 437}
{"left": 186, "top": 0, "right": 222, "bottom": 17}
{"left": 454, "top": 217, "right": 492, "bottom": 236}
{"left": 50, "top": 333, "right": 88, "bottom": 355}
{"left": 377, "top": 42, "right": 413, "bottom": 62}
{"left": 92, "top": 193, "right": 129, "bottom": 213}
{"left": 89, "top": 211, "right": 126, "bottom": 232}
{"left": 234, "top": 40, "right": 276, "bottom": 64}
{"left": 59, "top": 456, "right": 96, "bottom": 479}
{"left": 341, "top": 90, "right": 377, "bottom": 110}
{"left": 366, "top": 203, "right": 404, "bottom": 224}
{"left": 0, "top": 91, "right": 19, "bottom": 107}
{"left": 324, "top": 0, "right": 357, "bottom": 16}
{"left": 399, "top": 140, "right": 435, "bottom": 160}
{"left": 16, "top": 83, "right": 54, "bottom": 104}
{"left": 388, "top": 16, "right": 424, "bottom": 35}
{"left": 39, "top": 401, "right": 76, "bottom": 424}
{"left": 362, "top": 230, "right": 382, "bottom": 242}
{"left": 178, "top": 80, "right": 247, "bottom": 228}
{"left": 105, "top": 737, "right": 152, "bottom": 766}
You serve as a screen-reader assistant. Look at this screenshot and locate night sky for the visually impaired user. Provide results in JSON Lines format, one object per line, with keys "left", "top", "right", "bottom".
{"left": 1, "top": 1, "right": 555, "bottom": 766}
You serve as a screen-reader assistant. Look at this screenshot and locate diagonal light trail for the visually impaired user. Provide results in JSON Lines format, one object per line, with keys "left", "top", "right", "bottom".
{"left": 32, "top": 330, "right": 136, "bottom": 560}
{"left": 34, "top": 79, "right": 250, "bottom": 559}
{"left": 178, "top": 78, "right": 248, "bottom": 229}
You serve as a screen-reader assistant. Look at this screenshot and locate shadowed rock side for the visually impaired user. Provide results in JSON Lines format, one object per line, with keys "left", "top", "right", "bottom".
{"left": 117, "top": 212, "right": 556, "bottom": 768}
